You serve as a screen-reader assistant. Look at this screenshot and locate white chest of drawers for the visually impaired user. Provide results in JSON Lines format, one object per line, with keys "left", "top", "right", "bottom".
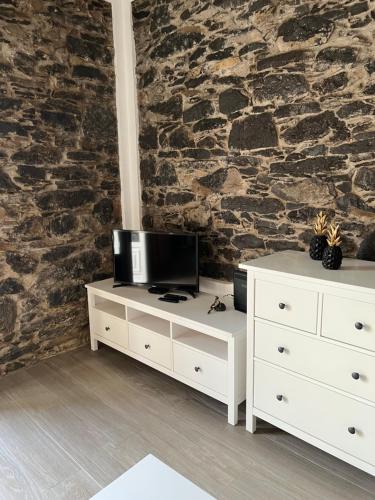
{"left": 240, "top": 251, "right": 375, "bottom": 476}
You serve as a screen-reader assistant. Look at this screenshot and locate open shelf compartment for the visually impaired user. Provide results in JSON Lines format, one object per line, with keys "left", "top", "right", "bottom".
{"left": 172, "top": 324, "right": 227, "bottom": 361}
{"left": 93, "top": 296, "right": 126, "bottom": 320}
{"left": 127, "top": 307, "right": 170, "bottom": 338}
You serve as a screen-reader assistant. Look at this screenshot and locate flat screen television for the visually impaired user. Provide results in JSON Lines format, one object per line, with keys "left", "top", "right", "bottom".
{"left": 112, "top": 230, "right": 199, "bottom": 292}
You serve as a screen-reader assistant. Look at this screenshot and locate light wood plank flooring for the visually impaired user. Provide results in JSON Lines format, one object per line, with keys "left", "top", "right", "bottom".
{"left": 0, "top": 346, "right": 375, "bottom": 500}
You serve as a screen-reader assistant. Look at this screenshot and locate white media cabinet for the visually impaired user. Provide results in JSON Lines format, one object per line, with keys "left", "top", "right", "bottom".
{"left": 85, "top": 279, "right": 246, "bottom": 424}
{"left": 240, "top": 250, "right": 375, "bottom": 476}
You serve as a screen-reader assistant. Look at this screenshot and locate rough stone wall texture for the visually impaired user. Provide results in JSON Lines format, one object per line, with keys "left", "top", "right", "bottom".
{"left": 133, "top": 0, "right": 375, "bottom": 280}
{"left": 0, "top": 0, "right": 120, "bottom": 375}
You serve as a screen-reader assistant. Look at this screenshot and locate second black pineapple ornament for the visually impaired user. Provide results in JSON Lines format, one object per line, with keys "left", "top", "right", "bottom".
{"left": 322, "top": 224, "right": 343, "bottom": 270}
{"left": 309, "top": 211, "right": 328, "bottom": 260}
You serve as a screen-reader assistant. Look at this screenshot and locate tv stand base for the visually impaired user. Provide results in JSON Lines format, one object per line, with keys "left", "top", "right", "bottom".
{"left": 113, "top": 282, "right": 130, "bottom": 289}
{"left": 148, "top": 286, "right": 170, "bottom": 295}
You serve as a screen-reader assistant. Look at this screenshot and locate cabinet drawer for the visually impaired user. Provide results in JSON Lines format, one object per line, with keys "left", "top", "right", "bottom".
{"left": 128, "top": 324, "right": 171, "bottom": 369}
{"left": 173, "top": 343, "right": 227, "bottom": 396}
{"left": 255, "top": 322, "right": 375, "bottom": 403}
{"left": 255, "top": 280, "right": 318, "bottom": 333}
{"left": 91, "top": 309, "right": 128, "bottom": 348}
{"left": 254, "top": 361, "right": 375, "bottom": 466}
{"left": 322, "top": 294, "right": 375, "bottom": 352}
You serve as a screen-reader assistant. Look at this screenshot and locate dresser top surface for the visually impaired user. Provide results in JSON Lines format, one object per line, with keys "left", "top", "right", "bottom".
{"left": 240, "top": 251, "right": 375, "bottom": 292}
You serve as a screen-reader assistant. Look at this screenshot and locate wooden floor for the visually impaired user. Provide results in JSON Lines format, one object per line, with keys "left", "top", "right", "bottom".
{"left": 1, "top": 347, "right": 375, "bottom": 500}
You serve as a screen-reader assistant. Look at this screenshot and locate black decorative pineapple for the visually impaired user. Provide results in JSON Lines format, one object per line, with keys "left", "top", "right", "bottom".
{"left": 322, "top": 224, "right": 343, "bottom": 270}
{"left": 309, "top": 211, "right": 328, "bottom": 260}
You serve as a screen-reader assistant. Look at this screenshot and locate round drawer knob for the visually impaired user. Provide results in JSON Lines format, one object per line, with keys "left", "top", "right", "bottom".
{"left": 352, "top": 372, "right": 360, "bottom": 380}
{"left": 348, "top": 427, "right": 356, "bottom": 435}
{"left": 194, "top": 366, "right": 201, "bottom": 372}
{"left": 276, "top": 394, "right": 283, "bottom": 401}
{"left": 355, "top": 322, "right": 364, "bottom": 330}
{"left": 278, "top": 346, "right": 285, "bottom": 353}
{"left": 144, "top": 344, "right": 150, "bottom": 350}
{"left": 279, "top": 303, "right": 286, "bottom": 310}
{"left": 105, "top": 326, "right": 110, "bottom": 331}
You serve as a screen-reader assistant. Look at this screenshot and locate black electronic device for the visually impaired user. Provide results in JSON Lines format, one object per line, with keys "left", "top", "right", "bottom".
{"left": 233, "top": 269, "right": 247, "bottom": 313}
{"left": 164, "top": 293, "right": 188, "bottom": 301}
{"left": 112, "top": 230, "right": 199, "bottom": 293}
{"left": 158, "top": 296, "right": 180, "bottom": 303}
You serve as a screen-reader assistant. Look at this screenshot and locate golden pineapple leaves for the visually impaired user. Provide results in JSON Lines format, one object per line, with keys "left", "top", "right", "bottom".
{"left": 327, "top": 224, "right": 342, "bottom": 247}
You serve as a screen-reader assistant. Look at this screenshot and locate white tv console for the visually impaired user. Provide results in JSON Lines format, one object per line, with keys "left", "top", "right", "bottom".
{"left": 85, "top": 279, "right": 246, "bottom": 425}
{"left": 240, "top": 251, "right": 375, "bottom": 476}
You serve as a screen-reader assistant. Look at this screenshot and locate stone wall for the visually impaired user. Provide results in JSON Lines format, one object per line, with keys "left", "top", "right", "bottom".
{"left": 133, "top": 0, "right": 375, "bottom": 280}
{"left": 0, "top": 0, "right": 120, "bottom": 374}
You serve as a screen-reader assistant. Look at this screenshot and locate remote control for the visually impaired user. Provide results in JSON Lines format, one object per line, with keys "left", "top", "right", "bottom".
{"left": 158, "top": 296, "right": 179, "bottom": 303}
{"left": 164, "top": 293, "right": 188, "bottom": 301}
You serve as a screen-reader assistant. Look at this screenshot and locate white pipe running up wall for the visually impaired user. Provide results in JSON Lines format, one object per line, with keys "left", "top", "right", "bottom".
{"left": 108, "top": 0, "right": 141, "bottom": 230}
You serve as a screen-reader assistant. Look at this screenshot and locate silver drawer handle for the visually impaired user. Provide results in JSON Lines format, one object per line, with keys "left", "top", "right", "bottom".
{"left": 355, "top": 322, "right": 364, "bottom": 330}
{"left": 105, "top": 326, "right": 110, "bottom": 331}
{"left": 144, "top": 344, "right": 150, "bottom": 350}
{"left": 276, "top": 394, "right": 283, "bottom": 401}
{"left": 278, "top": 346, "right": 285, "bottom": 353}
{"left": 279, "top": 302, "right": 286, "bottom": 310}
{"left": 352, "top": 372, "right": 360, "bottom": 380}
{"left": 348, "top": 427, "right": 356, "bottom": 435}
{"left": 194, "top": 366, "right": 201, "bottom": 372}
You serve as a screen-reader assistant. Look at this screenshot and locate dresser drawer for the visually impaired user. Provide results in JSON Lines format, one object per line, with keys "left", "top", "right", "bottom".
{"left": 255, "top": 279, "right": 318, "bottom": 333}
{"left": 173, "top": 343, "right": 227, "bottom": 396}
{"left": 129, "top": 324, "right": 171, "bottom": 369}
{"left": 254, "top": 361, "right": 375, "bottom": 466}
{"left": 255, "top": 322, "right": 375, "bottom": 403}
{"left": 322, "top": 294, "right": 375, "bottom": 352}
{"left": 91, "top": 309, "right": 128, "bottom": 348}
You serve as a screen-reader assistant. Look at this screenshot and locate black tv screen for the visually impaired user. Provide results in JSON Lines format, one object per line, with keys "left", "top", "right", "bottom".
{"left": 112, "top": 230, "right": 199, "bottom": 292}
